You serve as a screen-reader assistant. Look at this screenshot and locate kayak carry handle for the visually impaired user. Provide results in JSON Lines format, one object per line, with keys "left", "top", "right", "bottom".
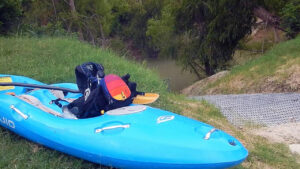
{"left": 95, "top": 124, "right": 130, "bottom": 133}
{"left": 10, "top": 105, "right": 28, "bottom": 119}
{"left": 204, "top": 128, "right": 217, "bottom": 140}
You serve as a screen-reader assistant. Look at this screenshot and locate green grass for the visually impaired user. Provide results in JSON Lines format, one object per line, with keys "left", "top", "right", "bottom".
{"left": 251, "top": 141, "right": 299, "bottom": 168}
{"left": 231, "top": 36, "right": 300, "bottom": 75}
{"left": 0, "top": 128, "right": 102, "bottom": 169}
{"left": 0, "top": 37, "right": 172, "bottom": 169}
{"left": 0, "top": 37, "right": 167, "bottom": 94}
{"left": 0, "top": 37, "right": 299, "bottom": 169}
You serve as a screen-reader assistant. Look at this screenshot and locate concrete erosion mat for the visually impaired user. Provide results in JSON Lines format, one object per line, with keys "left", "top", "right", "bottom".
{"left": 191, "top": 93, "right": 300, "bottom": 127}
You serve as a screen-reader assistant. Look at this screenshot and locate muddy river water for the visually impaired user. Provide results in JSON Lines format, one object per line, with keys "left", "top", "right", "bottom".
{"left": 145, "top": 58, "right": 198, "bottom": 92}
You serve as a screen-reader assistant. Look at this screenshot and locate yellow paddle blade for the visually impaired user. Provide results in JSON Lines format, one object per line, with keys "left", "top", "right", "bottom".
{"left": 0, "top": 77, "right": 14, "bottom": 91}
{"left": 133, "top": 93, "right": 159, "bottom": 104}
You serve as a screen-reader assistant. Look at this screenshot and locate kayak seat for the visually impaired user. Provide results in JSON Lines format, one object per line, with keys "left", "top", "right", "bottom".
{"left": 17, "top": 94, "right": 62, "bottom": 116}
{"left": 17, "top": 94, "right": 77, "bottom": 119}
{"left": 62, "top": 105, "right": 78, "bottom": 119}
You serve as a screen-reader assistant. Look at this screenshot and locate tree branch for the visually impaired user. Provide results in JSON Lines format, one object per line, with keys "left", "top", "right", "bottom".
{"left": 69, "top": 0, "right": 84, "bottom": 41}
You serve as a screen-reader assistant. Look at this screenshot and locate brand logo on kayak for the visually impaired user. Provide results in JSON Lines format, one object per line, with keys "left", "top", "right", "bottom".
{"left": 157, "top": 115, "right": 174, "bottom": 124}
{"left": 0, "top": 116, "right": 15, "bottom": 129}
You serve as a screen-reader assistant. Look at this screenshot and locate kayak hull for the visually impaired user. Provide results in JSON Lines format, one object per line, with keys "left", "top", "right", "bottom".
{"left": 0, "top": 75, "right": 248, "bottom": 169}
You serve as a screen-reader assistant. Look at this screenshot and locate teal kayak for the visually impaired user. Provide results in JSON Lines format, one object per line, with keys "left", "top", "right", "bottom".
{"left": 0, "top": 74, "right": 248, "bottom": 169}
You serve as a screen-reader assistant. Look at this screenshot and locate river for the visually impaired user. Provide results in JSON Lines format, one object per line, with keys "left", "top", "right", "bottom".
{"left": 145, "top": 58, "right": 199, "bottom": 92}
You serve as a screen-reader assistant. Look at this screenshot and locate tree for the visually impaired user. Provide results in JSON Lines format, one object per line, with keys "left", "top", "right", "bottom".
{"left": 68, "top": 0, "right": 83, "bottom": 40}
{"left": 281, "top": 0, "right": 300, "bottom": 38}
{"left": 255, "top": 0, "right": 300, "bottom": 39}
{"left": 0, "top": 0, "right": 22, "bottom": 34}
{"left": 257, "top": 0, "right": 289, "bottom": 15}
{"left": 146, "top": 1, "right": 178, "bottom": 58}
{"left": 75, "top": 0, "right": 115, "bottom": 45}
{"left": 21, "top": 0, "right": 68, "bottom": 36}
{"left": 110, "top": 0, "right": 164, "bottom": 56}
{"left": 174, "top": 0, "right": 255, "bottom": 77}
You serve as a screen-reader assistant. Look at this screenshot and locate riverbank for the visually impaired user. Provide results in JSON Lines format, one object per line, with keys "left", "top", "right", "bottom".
{"left": 182, "top": 36, "right": 300, "bottom": 95}
{"left": 181, "top": 36, "right": 300, "bottom": 164}
{"left": 0, "top": 37, "right": 299, "bottom": 169}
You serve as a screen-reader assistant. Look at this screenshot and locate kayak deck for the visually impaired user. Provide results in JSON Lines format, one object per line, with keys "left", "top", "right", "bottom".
{"left": 0, "top": 74, "right": 248, "bottom": 169}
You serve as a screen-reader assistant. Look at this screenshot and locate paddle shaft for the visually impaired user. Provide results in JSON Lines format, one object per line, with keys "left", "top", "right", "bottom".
{"left": 0, "top": 82, "right": 81, "bottom": 93}
{"left": 0, "top": 83, "right": 158, "bottom": 104}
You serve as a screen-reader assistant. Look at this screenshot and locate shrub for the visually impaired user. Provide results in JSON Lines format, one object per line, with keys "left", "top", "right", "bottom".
{"left": 281, "top": 0, "right": 300, "bottom": 38}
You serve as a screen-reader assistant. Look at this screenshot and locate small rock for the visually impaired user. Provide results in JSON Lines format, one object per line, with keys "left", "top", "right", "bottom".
{"left": 289, "top": 144, "right": 300, "bottom": 155}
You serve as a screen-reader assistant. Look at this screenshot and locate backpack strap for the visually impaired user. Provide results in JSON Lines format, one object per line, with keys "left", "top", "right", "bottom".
{"left": 67, "top": 86, "right": 107, "bottom": 118}
{"left": 75, "top": 62, "right": 105, "bottom": 94}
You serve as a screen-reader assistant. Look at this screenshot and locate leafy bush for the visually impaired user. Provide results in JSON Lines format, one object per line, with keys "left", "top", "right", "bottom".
{"left": 0, "top": 0, "right": 22, "bottom": 34}
{"left": 146, "top": 3, "right": 177, "bottom": 58}
{"left": 18, "top": 22, "right": 69, "bottom": 37}
{"left": 281, "top": 0, "right": 300, "bottom": 38}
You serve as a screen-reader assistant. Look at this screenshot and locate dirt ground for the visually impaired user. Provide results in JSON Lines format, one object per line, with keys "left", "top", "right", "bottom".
{"left": 181, "top": 71, "right": 229, "bottom": 96}
{"left": 251, "top": 122, "right": 300, "bottom": 155}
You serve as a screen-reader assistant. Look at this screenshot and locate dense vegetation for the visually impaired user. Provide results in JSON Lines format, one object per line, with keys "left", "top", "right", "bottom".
{"left": 1, "top": 0, "right": 299, "bottom": 78}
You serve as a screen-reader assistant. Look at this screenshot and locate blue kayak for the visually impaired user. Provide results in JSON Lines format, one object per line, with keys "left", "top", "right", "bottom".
{"left": 0, "top": 75, "right": 248, "bottom": 169}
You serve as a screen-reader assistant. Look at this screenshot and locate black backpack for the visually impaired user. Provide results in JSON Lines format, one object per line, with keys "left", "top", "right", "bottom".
{"left": 75, "top": 62, "right": 105, "bottom": 94}
{"left": 67, "top": 62, "right": 138, "bottom": 118}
